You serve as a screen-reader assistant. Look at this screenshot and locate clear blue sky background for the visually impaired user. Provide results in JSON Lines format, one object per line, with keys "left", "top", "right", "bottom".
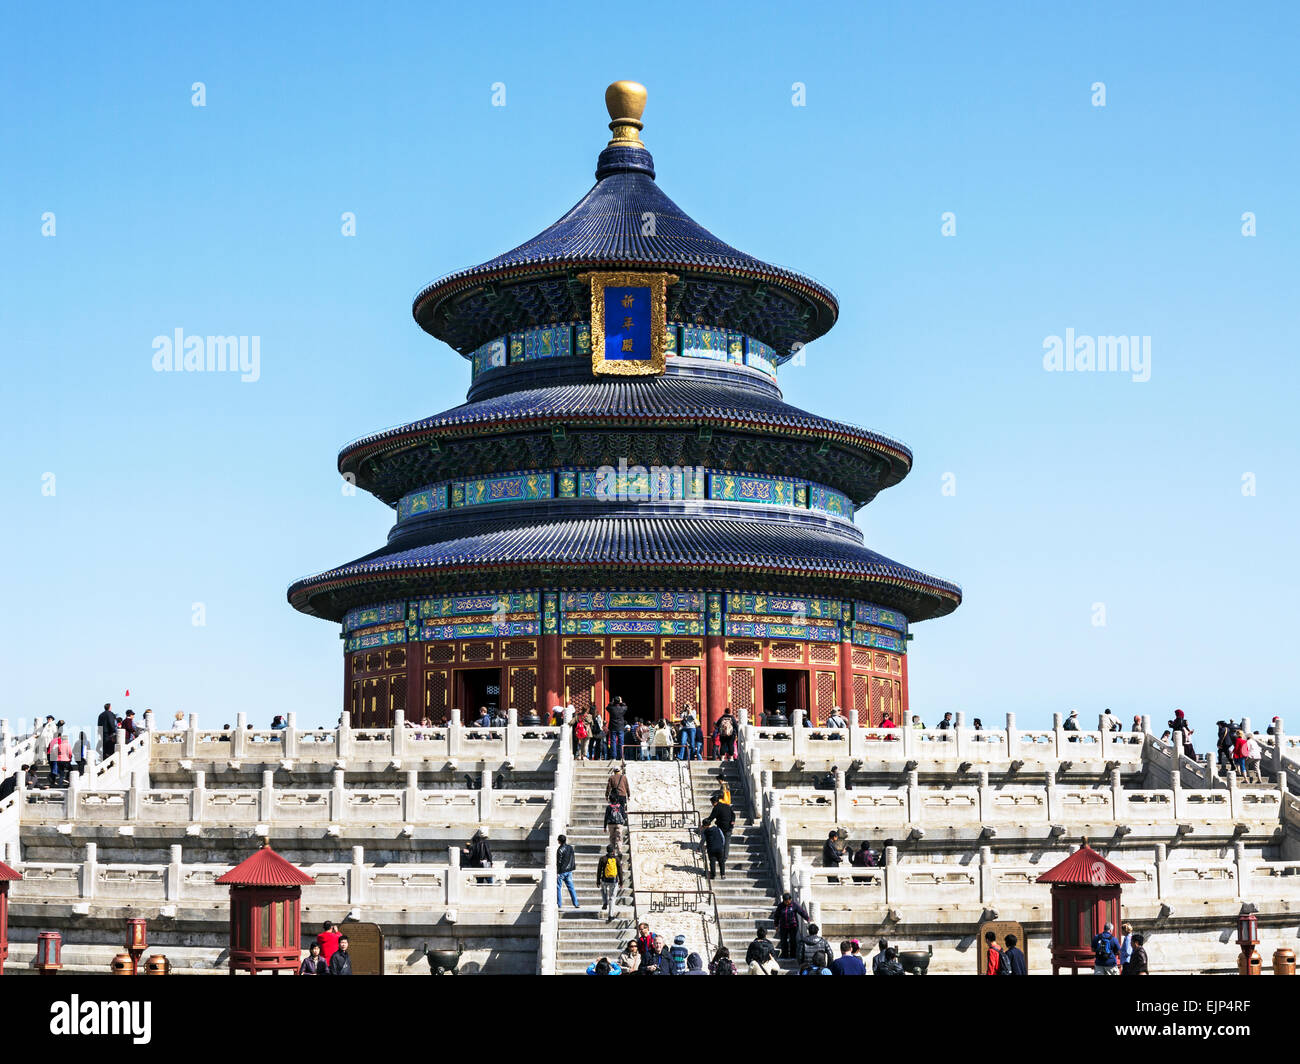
{"left": 2, "top": 1, "right": 1296, "bottom": 737}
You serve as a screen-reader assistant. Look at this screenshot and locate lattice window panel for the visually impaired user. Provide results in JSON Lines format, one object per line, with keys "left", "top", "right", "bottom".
{"left": 361, "top": 677, "right": 386, "bottom": 726}
{"left": 769, "top": 642, "right": 803, "bottom": 662}
{"left": 852, "top": 674, "right": 869, "bottom": 724}
{"left": 611, "top": 638, "right": 654, "bottom": 660}
{"left": 661, "top": 638, "right": 702, "bottom": 660}
{"left": 810, "top": 643, "right": 837, "bottom": 664}
{"left": 388, "top": 673, "right": 406, "bottom": 718}
{"left": 852, "top": 648, "right": 872, "bottom": 669}
{"left": 728, "top": 667, "right": 755, "bottom": 712}
{"left": 815, "top": 670, "right": 837, "bottom": 720}
{"left": 871, "top": 676, "right": 897, "bottom": 722}
{"left": 349, "top": 680, "right": 362, "bottom": 719}
{"left": 503, "top": 639, "right": 537, "bottom": 660}
{"left": 670, "top": 666, "right": 700, "bottom": 714}
{"left": 462, "top": 642, "right": 494, "bottom": 662}
{"left": 385, "top": 647, "right": 407, "bottom": 671}
{"left": 875, "top": 652, "right": 898, "bottom": 674}
{"left": 565, "top": 666, "right": 595, "bottom": 711}
{"left": 352, "top": 654, "right": 365, "bottom": 675}
{"left": 365, "top": 652, "right": 383, "bottom": 673}
{"left": 425, "top": 643, "right": 455, "bottom": 665}
{"left": 563, "top": 638, "right": 604, "bottom": 660}
{"left": 725, "top": 640, "right": 762, "bottom": 660}
{"left": 509, "top": 667, "right": 538, "bottom": 716}
{"left": 424, "top": 670, "right": 449, "bottom": 719}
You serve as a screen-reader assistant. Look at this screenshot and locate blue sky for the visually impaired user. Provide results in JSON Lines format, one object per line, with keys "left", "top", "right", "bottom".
{"left": 2, "top": 1, "right": 1296, "bottom": 735}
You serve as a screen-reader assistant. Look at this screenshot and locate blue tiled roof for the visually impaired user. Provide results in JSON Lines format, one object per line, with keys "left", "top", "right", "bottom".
{"left": 411, "top": 152, "right": 838, "bottom": 357}
{"left": 288, "top": 516, "right": 961, "bottom": 622}
{"left": 339, "top": 376, "right": 912, "bottom": 477}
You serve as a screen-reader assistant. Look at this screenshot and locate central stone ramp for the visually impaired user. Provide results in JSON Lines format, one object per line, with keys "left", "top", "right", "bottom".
{"left": 624, "top": 761, "right": 718, "bottom": 967}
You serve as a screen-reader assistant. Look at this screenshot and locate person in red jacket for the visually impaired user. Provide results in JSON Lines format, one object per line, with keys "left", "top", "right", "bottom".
{"left": 1232, "top": 730, "right": 1250, "bottom": 776}
{"left": 316, "top": 920, "right": 341, "bottom": 963}
{"left": 984, "top": 930, "right": 1002, "bottom": 975}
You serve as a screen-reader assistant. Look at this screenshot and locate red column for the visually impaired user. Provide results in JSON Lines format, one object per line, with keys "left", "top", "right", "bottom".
{"left": 407, "top": 647, "right": 424, "bottom": 723}
{"left": 839, "top": 638, "right": 854, "bottom": 722}
{"left": 540, "top": 633, "right": 562, "bottom": 722}
{"left": 900, "top": 650, "right": 910, "bottom": 723}
{"left": 342, "top": 651, "right": 352, "bottom": 725}
{"left": 705, "top": 634, "right": 727, "bottom": 732}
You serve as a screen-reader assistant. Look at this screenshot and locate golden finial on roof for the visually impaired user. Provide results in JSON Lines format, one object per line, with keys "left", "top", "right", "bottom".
{"left": 605, "top": 80, "right": 647, "bottom": 147}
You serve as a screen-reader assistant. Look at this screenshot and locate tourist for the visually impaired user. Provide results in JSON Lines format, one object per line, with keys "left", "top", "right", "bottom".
{"left": 972, "top": 717, "right": 983, "bottom": 731}
{"left": 0, "top": 767, "right": 17, "bottom": 800}
{"left": 491, "top": 706, "right": 508, "bottom": 727}
{"left": 587, "top": 957, "right": 618, "bottom": 975}
{"left": 745, "top": 927, "right": 781, "bottom": 975}
{"left": 772, "top": 892, "right": 809, "bottom": 961}
{"left": 937, "top": 712, "right": 954, "bottom": 731}
{"left": 851, "top": 841, "right": 877, "bottom": 867}
{"left": 588, "top": 707, "right": 604, "bottom": 759}
{"left": 617, "top": 940, "right": 639, "bottom": 974}
{"left": 1091, "top": 921, "right": 1121, "bottom": 975}
{"left": 871, "top": 938, "right": 889, "bottom": 974}
{"left": 880, "top": 711, "right": 897, "bottom": 732}
{"left": 799, "top": 922, "right": 832, "bottom": 966}
{"left": 173, "top": 711, "right": 185, "bottom": 730}
{"left": 141, "top": 709, "right": 154, "bottom": 733}
{"left": 652, "top": 719, "right": 673, "bottom": 761}
{"left": 605, "top": 764, "right": 630, "bottom": 812}
{"left": 694, "top": 724, "right": 705, "bottom": 760}
{"left": 574, "top": 712, "right": 588, "bottom": 762}
{"left": 1245, "top": 732, "right": 1264, "bottom": 783}
{"left": 668, "top": 934, "right": 689, "bottom": 974}
{"left": 702, "top": 819, "right": 727, "bottom": 880}
{"left": 317, "top": 921, "right": 340, "bottom": 962}
{"left": 328, "top": 936, "right": 352, "bottom": 975}
{"left": 876, "top": 946, "right": 904, "bottom": 975}
{"left": 23, "top": 764, "right": 38, "bottom": 789}
{"left": 48, "top": 729, "right": 72, "bottom": 786}
{"left": 1119, "top": 921, "right": 1134, "bottom": 969}
{"left": 830, "top": 940, "right": 865, "bottom": 975}
{"left": 122, "top": 710, "right": 138, "bottom": 742}
{"left": 604, "top": 799, "right": 627, "bottom": 854}
{"left": 796, "top": 950, "right": 832, "bottom": 975}
{"left": 1122, "top": 933, "right": 1149, "bottom": 975}
{"left": 654, "top": 936, "right": 678, "bottom": 976}
{"left": 607, "top": 697, "right": 626, "bottom": 760}
{"left": 677, "top": 705, "right": 697, "bottom": 761}
{"left": 596, "top": 845, "right": 623, "bottom": 921}
{"left": 219, "top": 723, "right": 232, "bottom": 742}
{"left": 635, "top": 718, "right": 651, "bottom": 762}
{"left": 474, "top": 706, "right": 491, "bottom": 727}
{"left": 910, "top": 715, "right": 925, "bottom": 730}
{"left": 701, "top": 790, "right": 735, "bottom": 871}
{"left": 1232, "top": 730, "right": 1250, "bottom": 776}
{"left": 1168, "top": 709, "right": 1195, "bottom": 759}
{"left": 822, "top": 829, "right": 847, "bottom": 867}
{"left": 1216, "top": 722, "right": 1234, "bottom": 771}
{"left": 298, "top": 941, "right": 328, "bottom": 975}
{"left": 683, "top": 951, "right": 706, "bottom": 975}
{"left": 1001, "top": 934, "right": 1027, "bottom": 975}
{"left": 716, "top": 710, "right": 738, "bottom": 761}
{"left": 1063, "top": 710, "right": 1080, "bottom": 741}
{"left": 37, "top": 716, "right": 56, "bottom": 768}
{"left": 463, "top": 827, "right": 492, "bottom": 868}
{"left": 984, "top": 930, "right": 1002, "bottom": 975}
{"left": 708, "top": 946, "right": 736, "bottom": 975}
{"left": 826, "top": 706, "right": 847, "bottom": 730}
{"left": 635, "top": 922, "right": 656, "bottom": 971}
{"left": 271, "top": 715, "right": 287, "bottom": 731}
{"left": 555, "top": 833, "right": 579, "bottom": 909}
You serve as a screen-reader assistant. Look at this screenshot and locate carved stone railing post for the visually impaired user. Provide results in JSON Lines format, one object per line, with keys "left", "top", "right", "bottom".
{"left": 391, "top": 710, "right": 405, "bottom": 759}
{"left": 1271, "top": 717, "right": 1286, "bottom": 775}
{"left": 82, "top": 842, "right": 98, "bottom": 900}
{"left": 883, "top": 844, "right": 899, "bottom": 907}
{"left": 331, "top": 768, "right": 346, "bottom": 823}
{"left": 404, "top": 769, "right": 419, "bottom": 823}
{"left": 1153, "top": 843, "right": 1168, "bottom": 903}
{"left": 1170, "top": 770, "right": 1183, "bottom": 818}
{"left": 167, "top": 844, "right": 183, "bottom": 902}
{"left": 284, "top": 712, "right": 298, "bottom": 759}
{"left": 261, "top": 770, "right": 276, "bottom": 821}
{"left": 954, "top": 712, "right": 968, "bottom": 761}
{"left": 233, "top": 713, "right": 247, "bottom": 759}
{"left": 479, "top": 769, "right": 492, "bottom": 823}
{"left": 1052, "top": 713, "right": 1064, "bottom": 758}
{"left": 447, "top": 845, "right": 462, "bottom": 907}
{"left": 192, "top": 769, "right": 206, "bottom": 823}
{"left": 337, "top": 713, "right": 353, "bottom": 760}
{"left": 184, "top": 714, "right": 198, "bottom": 758}
{"left": 506, "top": 706, "right": 519, "bottom": 757}
{"left": 977, "top": 768, "right": 990, "bottom": 824}
{"left": 907, "top": 768, "right": 921, "bottom": 825}
{"left": 979, "top": 845, "right": 994, "bottom": 905}
{"left": 1004, "top": 712, "right": 1017, "bottom": 761}
{"left": 901, "top": 720, "right": 916, "bottom": 760}
{"left": 350, "top": 845, "right": 365, "bottom": 906}
{"left": 1045, "top": 774, "right": 1060, "bottom": 820}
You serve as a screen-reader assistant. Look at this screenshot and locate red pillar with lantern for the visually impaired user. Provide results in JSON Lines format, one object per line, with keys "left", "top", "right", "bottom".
{"left": 1036, "top": 843, "right": 1136, "bottom": 974}
{"left": 1237, "top": 909, "right": 1262, "bottom": 975}
{"left": 0, "top": 859, "right": 20, "bottom": 976}
{"left": 216, "top": 841, "right": 315, "bottom": 975}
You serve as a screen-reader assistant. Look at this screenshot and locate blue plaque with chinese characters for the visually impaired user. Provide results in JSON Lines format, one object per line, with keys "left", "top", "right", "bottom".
{"left": 585, "top": 270, "right": 676, "bottom": 376}
{"left": 604, "top": 286, "right": 652, "bottom": 361}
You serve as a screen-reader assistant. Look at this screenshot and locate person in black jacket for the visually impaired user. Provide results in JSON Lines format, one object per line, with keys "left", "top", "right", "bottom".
{"left": 1001, "top": 934, "right": 1028, "bottom": 975}
{"left": 798, "top": 923, "right": 832, "bottom": 966}
{"left": 0, "top": 767, "right": 16, "bottom": 801}
{"left": 772, "top": 893, "right": 809, "bottom": 961}
{"left": 702, "top": 821, "right": 727, "bottom": 880}
{"left": 1121, "top": 933, "right": 1148, "bottom": 975}
{"left": 97, "top": 703, "right": 118, "bottom": 760}
{"left": 464, "top": 828, "right": 492, "bottom": 868}
{"left": 327, "top": 936, "right": 352, "bottom": 975}
{"left": 701, "top": 795, "right": 735, "bottom": 871}
{"left": 606, "top": 698, "right": 627, "bottom": 760}
{"left": 556, "top": 833, "right": 579, "bottom": 908}
{"left": 746, "top": 928, "right": 780, "bottom": 975}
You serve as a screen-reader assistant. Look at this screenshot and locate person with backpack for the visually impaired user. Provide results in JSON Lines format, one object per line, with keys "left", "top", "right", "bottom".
{"left": 772, "top": 892, "right": 809, "bottom": 961}
{"left": 47, "top": 729, "right": 72, "bottom": 786}
{"left": 1000, "top": 934, "right": 1027, "bottom": 975}
{"left": 683, "top": 952, "right": 707, "bottom": 975}
{"left": 1091, "top": 922, "right": 1121, "bottom": 975}
{"left": 717, "top": 710, "right": 737, "bottom": 761}
{"left": 604, "top": 799, "right": 627, "bottom": 854}
{"left": 798, "top": 923, "right": 832, "bottom": 966}
{"left": 701, "top": 792, "right": 735, "bottom": 871}
{"left": 605, "top": 765, "right": 630, "bottom": 812}
{"left": 984, "top": 930, "right": 1002, "bottom": 975}
{"left": 555, "top": 834, "right": 579, "bottom": 909}
{"left": 851, "top": 841, "right": 877, "bottom": 868}
{"left": 702, "top": 820, "right": 728, "bottom": 880}
{"left": 463, "top": 828, "right": 492, "bottom": 868}
{"left": 709, "top": 946, "right": 736, "bottom": 975}
{"left": 875, "top": 946, "right": 904, "bottom": 976}
{"left": 745, "top": 927, "right": 781, "bottom": 975}
{"left": 1169, "top": 709, "right": 1195, "bottom": 759}
{"left": 668, "top": 934, "right": 689, "bottom": 974}
{"left": 574, "top": 712, "right": 589, "bottom": 762}
{"left": 596, "top": 844, "right": 623, "bottom": 921}
{"left": 588, "top": 708, "right": 604, "bottom": 760}
{"left": 677, "top": 706, "right": 698, "bottom": 761}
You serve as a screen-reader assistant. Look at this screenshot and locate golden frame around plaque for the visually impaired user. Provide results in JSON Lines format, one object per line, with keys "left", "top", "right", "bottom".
{"left": 583, "top": 270, "right": 678, "bottom": 377}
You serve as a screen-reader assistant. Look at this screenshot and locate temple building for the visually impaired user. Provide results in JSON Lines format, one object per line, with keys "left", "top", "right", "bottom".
{"left": 288, "top": 81, "right": 961, "bottom": 731}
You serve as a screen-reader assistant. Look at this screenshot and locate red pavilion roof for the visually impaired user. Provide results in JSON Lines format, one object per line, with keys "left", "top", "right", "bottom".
{"left": 0, "top": 859, "right": 21, "bottom": 881}
{"left": 216, "top": 843, "right": 315, "bottom": 887}
{"left": 1036, "top": 844, "right": 1135, "bottom": 885}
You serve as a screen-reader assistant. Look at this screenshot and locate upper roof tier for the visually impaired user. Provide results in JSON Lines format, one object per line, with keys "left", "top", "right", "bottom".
{"left": 412, "top": 81, "right": 838, "bottom": 360}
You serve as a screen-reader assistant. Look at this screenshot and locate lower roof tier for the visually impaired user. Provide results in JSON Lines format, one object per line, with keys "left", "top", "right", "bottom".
{"left": 287, "top": 515, "right": 961, "bottom": 623}
{"left": 340, "top": 372, "right": 913, "bottom": 506}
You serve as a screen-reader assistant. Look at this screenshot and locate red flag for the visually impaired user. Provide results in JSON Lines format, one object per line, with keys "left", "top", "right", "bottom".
{"left": 125, "top": 689, "right": 130, "bottom": 697}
